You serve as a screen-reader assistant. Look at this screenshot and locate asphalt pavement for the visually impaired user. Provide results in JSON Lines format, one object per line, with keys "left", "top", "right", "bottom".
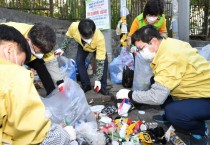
{"left": 37, "top": 75, "right": 210, "bottom": 145}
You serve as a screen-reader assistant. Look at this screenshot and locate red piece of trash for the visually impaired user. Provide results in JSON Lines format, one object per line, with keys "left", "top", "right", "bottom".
{"left": 59, "top": 86, "right": 64, "bottom": 92}
{"left": 95, "top": 86, "right": 100, "bottom": 93}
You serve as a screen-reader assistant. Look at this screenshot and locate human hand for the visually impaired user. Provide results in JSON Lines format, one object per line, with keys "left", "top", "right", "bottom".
{"left": 54, "top": 48, "right": 64, "bottom": 56}
{"left": 94, "top": 81, "right": 101, "bottom": 92}
{"left": 130, "top": 46, "right": 137, "bottom": 53}
{"left": 116, "top": 89, "right": 130, "bottom": 99}
{"left": 64, "top": 126, "right": 76, "bottom": 141}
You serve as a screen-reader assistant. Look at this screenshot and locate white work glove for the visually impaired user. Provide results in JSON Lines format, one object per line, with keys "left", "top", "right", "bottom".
{"left": 94, "top": 81, "right": 101, "bottom": 91}
{"left": 116, "top": 89, "right": 130, "bottom": 99}
{"left": 64, "top": 126, "right": 76, "bottom": 141}
{"left": 54, "top": 48, "right": 64, "bottom": 56}
{"left": 130, "top": 46, "right": 137, "bottom": 53}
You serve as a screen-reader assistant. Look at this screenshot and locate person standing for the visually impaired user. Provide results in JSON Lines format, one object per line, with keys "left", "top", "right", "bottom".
{"left": 56, "top": 18, "right": 109, "bottom": 95}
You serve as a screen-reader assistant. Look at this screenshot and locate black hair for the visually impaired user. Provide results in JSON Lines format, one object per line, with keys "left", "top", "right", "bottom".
{"left": 78, "top": 18, "right": 96, "bottom": 39}
{"left": 28, "top": 22, "right": 56, "bottom": 53}
{"left": 131, "top": 25, "right": 162, "bottom": 44}
{"left": 0, "top": 24, "right": 31, "bottom": 61}
{"left": 143, "top": 0, "right": 164, "bottom": 19}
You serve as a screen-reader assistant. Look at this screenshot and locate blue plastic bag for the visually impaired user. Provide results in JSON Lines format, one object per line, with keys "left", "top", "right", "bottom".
{"left": 198, "top": 44, "right": 210, "bottom": 61}
{"left": 109, "top": 48, "right": 134, "bottom": 84}
{"left": 58, "top": 56, "right": 77, "bottom": 80}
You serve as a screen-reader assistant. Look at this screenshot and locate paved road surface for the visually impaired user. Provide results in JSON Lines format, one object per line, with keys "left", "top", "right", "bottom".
{"left": 37, "top": 76, "right": 210, "bottom": 144}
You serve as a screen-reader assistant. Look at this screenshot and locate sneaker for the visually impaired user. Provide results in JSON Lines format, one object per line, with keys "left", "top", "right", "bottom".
{"left": 152, "top": 114, "right": 169, "bottom": 124}
{"left": 189, "top": 123, "right": 209, "bottom": 145}
{"left": 190, "top": 134, "right": 208, "bottom": 145}
{"left": 205, "top": 122, "right": 209, "bottom": 137}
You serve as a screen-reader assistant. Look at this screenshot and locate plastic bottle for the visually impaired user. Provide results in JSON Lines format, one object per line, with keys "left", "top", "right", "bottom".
{"left": 61, "top": 118, "right": 71, "bottom": 128}
{"left": 170, "top": 132, "right": 186, "bottom": 145}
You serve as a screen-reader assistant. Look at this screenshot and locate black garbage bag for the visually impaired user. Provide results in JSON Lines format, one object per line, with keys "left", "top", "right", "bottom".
{"left": 122, "top": 65, "right": 134, "bottom": 88}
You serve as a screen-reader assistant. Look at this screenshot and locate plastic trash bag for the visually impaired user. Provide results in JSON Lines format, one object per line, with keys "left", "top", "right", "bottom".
{"left": 132, "top": 52, "right": 153, "bottom": 91}
{"left": 75, "top": 122, "right": 106, "bottom": 145}
{"left": 198, "top": 44, "right": 210, "bottom": 61}
{"left": 57, "top": 56, "right": 77, "bottom": 80}
{"left": 41, "top": 78, "right": 96, "bottom": 126}
{"left": 122, "top": 65, "right": 134, "bottom": 88}
{"left": 109, "top": 48, "right": 134, "bottom": 84}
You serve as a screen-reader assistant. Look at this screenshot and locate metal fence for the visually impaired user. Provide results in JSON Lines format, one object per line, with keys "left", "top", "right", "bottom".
{"left": 190, "top": 0, "right": 209, "bottom": 40}
{"left": 0, "top": 0, "right": 86, "bottom": 20}
{"left": 1, "top": 0, "right": 208, "bottom": 39}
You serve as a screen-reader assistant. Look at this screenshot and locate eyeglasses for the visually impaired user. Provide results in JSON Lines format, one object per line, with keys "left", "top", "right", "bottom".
{"left": 136, "top": 41, "right": 152, "bottom": 52}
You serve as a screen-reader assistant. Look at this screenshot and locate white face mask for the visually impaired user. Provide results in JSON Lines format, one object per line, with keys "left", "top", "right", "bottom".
{"left": 83, "top": 38, "right": 92, "bottom": 44}
{"left": 146, "top": 16, "right": 158, "bottom": 24}
{"left": 140, "top": 47, "right": 155, "bottom": 62}
{"left": 29, "top": 41, "right": 44, "bottom": 59}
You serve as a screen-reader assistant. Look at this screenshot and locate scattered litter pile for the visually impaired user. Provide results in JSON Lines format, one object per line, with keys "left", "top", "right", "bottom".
{"left": 89, "top": 99, "right": 186, "bottom": 145}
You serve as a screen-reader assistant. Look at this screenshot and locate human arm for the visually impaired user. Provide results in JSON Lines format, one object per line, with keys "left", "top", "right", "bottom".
{"left": 94, "top": 60, "right": 104, "bottom": 90}
{"left": 129, "top": 82, "right": 170, "bottom": 105}
{"left": 44, "top": 58, "right": 64, "bottom": 92}
{"left": 128, "top": 18, "right": 139, "bottom": 37}
{"left": 127, "top": 18, "right": 139, "bottom": 46}
{"left": 94, "top": 31, "right": 107, "bottom": 90}
{"left": 159, "top": 17, "right": 168, "bottom": 38}
{"left": 26, "top": 58, "right": 55, "bottom": 95}
{"left": 55, "top": 23, "right": 77, "bottom": 56}
{"left": 116, "top": 82, "right": 170, "bottom": 105}
{"left": 55, "top": 37, "right": 69, "bottom": 56}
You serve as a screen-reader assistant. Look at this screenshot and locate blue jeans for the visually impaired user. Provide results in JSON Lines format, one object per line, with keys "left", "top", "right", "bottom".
{"left": 76, "top": 44, "right": 108, "bottom": 90}
{"left": 164, "top": 98, "right": 210, "bottom": 136}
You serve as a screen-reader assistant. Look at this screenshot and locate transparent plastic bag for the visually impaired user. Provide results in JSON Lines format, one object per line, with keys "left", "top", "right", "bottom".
{"left": 57, "top": 56, "right": 77, "bottom": 80}
{"left": 76, "top": 122, "right": 106, "bottom": 145}
{"left": 198, "top": 44, "right": 210, "bottom": 61}
{"left": 41, "top": 78, "right": 96, "bottom": 126}
{"left": 132, "top": 52, "right": 153, "bottom": 91}
{"left": 109, "top": 48, "right": 134, "bottom": 84}
{"left": 109, "top": 55, "right": 123, "bottom": 84}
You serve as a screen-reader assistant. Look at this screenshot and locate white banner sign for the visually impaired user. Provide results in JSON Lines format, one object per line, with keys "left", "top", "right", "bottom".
{"left": 86, "top": 0, "right": 110, "bottom": 30}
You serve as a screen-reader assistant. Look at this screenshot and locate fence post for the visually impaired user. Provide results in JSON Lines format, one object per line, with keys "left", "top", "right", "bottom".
{"left": 204, "top": 0, "right": 209, "bottom": 39}
{"left": 178, "top": 0, "right": 189, "bottom": 42}
{"left": 49, "top": 0, "right": 53, "bottom": 17}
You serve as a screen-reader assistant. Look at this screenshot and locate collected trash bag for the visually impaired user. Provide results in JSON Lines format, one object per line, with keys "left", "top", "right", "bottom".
{"left": 132, "top": 52, "right": 153, "bottom": 91}
{"left": 57, "top": 56, "right": 77, "bottom": 81}
{"left": 41, "top": 78, "right": 96, "bottom": 126}
{"left": 109, "top": 55, "right": 123, "bottom": 84}
{"left": 109, "top": 48, "right": 134, "bottom": 84}
{"left": 75, "top": 122, "right": 106, "bottom": 145}
{"left": 122, "top": 65, "right": 134, "bottom": 88}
